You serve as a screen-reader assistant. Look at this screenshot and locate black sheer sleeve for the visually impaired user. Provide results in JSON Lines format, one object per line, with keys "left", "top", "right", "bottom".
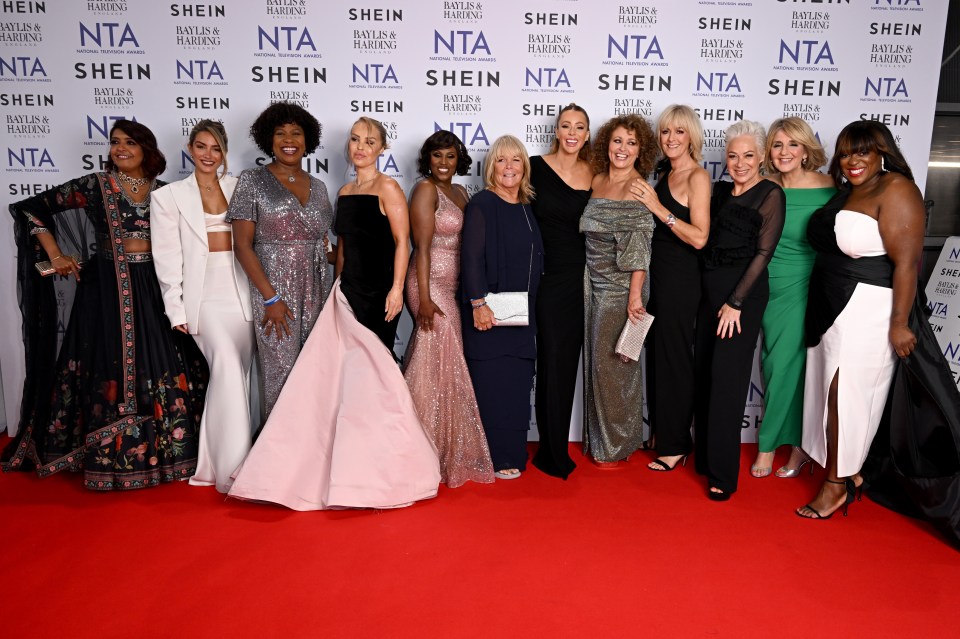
{"left": 460, "top": 194, "right": 490, "bottom": 302}
{"left": 727, "top": 184, "right": 785, "bottom": 308}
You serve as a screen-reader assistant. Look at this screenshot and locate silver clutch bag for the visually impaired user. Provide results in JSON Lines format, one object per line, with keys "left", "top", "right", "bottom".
{"left": 615, "top": 312, "right": 654, "bottom": 361}
{"left": 485, "top": 291, "right": 529, "bottom": 326}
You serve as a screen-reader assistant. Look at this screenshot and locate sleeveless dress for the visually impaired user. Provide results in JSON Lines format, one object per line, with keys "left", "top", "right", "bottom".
{"left": 227, "top": 195, "right": 440, "bottom": 510}
{"left": 759, "top": 186, "right": 835, "bottom": 452}
{"left": 403, "top": 185, "right": 494, "bottom": 488}
{"left": 646, "top": 165, "right": 702, "bottom": 457}
{"left": 581, "top": 198, "right": 655, "bottom": 463}
{"left": 529, "top": 155, "right": 591, "bottom": 479}
{"left": 803, "top": 209, "right": 897, "bottom": 477}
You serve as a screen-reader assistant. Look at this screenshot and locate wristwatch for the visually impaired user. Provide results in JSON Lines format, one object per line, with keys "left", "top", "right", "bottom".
{"left": 665, "top": 213, "right": 677, "bottom": 228}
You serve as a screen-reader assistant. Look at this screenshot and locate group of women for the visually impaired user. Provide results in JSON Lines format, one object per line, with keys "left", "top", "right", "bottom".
{"left": 2, "top": 101, "right": 958, "bottom": 545}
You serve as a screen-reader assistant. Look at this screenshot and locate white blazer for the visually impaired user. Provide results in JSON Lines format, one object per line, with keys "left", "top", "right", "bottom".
{"left": 151, "top": 172, "right": 252, "bottom": 334}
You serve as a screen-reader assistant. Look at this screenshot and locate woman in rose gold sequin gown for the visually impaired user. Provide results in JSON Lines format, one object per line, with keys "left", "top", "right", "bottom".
{"left": 403, "top": 131, "right": 495, "bottom": 487}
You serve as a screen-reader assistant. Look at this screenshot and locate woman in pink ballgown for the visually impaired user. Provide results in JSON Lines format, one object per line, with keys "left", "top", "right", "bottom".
{"left": 228, "top": 117, "right": 440, "bottom": 511}
{"left": 403, "top": 131, "right": 495, "bottom": 487}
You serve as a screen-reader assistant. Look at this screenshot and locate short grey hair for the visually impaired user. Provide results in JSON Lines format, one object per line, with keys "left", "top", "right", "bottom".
{"left": 725, "top": 120, "right": 766, "bottom": 153}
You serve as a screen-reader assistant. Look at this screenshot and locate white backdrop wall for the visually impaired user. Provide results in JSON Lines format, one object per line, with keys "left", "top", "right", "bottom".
{"left": 0, "top": 0, "right": 949, "bottom": 443}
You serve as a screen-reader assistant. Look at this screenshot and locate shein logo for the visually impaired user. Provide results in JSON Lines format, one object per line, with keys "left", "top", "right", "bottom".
{"left": 779, "top": 40, "right": 834, "bottom": 65}
{"left": 607, "top": 34, "right": 664, "bottom": 60}
{"left": 257, "top": 26, "right": 316, "bottom": 51}
{"left": 86, "top": 114, "right": 137, "bottom": 140}
{"left": 176, "top": 60, "right": 224, "bottom": 81}
{"left": 352, "top": 63, "right": 399, "bottom": 84}
{"left": 865, "top": 77, "right": 908, "bottom": 97}
{"left": 79, "top": 22, "right": 140, "bottom": 48}
{"left": 7, "top": 147, "right": 54, "bottom": 168}
{"left": 433, "top": 30, "right": 490, "bottom": 56}
{"left": 433, "top": 121, "right": 488, "bottom": 146}
{"left": 525, "top": 67, "right": 570, "bottom": 89}
{"left": 0, "top": 56, "right": 46, "bottom": 77}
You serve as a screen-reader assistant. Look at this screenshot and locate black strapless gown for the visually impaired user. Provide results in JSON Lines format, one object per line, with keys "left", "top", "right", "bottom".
{"left": 335, "top": 194, "right": 399, "bottom": 350}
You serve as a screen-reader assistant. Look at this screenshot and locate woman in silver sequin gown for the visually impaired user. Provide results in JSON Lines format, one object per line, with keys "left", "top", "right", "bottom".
{"left": 227, "top": 103, "right": 334, "bottom": 419}
{"left": 581, "top": 115, "right": 658, "bottom": 466}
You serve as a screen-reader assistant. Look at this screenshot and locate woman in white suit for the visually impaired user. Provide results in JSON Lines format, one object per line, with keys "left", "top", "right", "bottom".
{"left": 152, "top": 120, "right": 255, "bottom": 492}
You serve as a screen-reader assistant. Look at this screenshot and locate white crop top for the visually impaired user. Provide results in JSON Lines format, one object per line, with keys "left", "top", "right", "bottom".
{"left": 204, "top": 211, "right": 231, "bottom": 233}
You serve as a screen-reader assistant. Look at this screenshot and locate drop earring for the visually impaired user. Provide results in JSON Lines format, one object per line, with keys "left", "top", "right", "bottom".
{"left": 881, "top": 156, "right": 887, "bottom": 172}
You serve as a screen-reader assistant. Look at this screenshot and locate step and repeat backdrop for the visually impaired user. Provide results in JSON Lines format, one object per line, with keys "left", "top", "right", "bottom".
{"left": 0, "top": 0, "right": 949, "bottom": 441}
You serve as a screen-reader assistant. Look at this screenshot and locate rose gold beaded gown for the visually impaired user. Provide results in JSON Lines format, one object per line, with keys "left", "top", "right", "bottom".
{"left": 403, "top": 185, "right": 495, "bottom": 487}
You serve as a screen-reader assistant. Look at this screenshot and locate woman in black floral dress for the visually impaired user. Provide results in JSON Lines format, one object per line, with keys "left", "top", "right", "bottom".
{"left": 1, "top": 120, "right": 207, "bottom": 490}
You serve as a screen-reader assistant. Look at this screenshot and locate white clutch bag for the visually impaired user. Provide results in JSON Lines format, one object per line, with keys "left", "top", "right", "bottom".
{"left": 485, "top": 291, "right": 529, "bottom": 326}
{"left": 615, "top": 312, "right": 654, "bottom": 361}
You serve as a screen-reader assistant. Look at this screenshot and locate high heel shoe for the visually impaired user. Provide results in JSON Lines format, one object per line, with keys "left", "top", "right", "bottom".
{"left": 795, "top": 478, "right": 856, "bottom": 520}
{"left": 776, "top": 447, "right": 814, "bottom": 478}
{"left": 647, "top": 455, "right": 688, "bottom": 472}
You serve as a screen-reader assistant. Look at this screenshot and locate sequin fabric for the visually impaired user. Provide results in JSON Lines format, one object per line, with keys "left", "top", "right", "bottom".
{"left": 226, "top": 166, "right": 334, "bottom": 417}
{"left": 580, "top": 198, "right": 654, "bottom": 462}
{"left": 403, "top": 185, "right": 495, "bottom": 487}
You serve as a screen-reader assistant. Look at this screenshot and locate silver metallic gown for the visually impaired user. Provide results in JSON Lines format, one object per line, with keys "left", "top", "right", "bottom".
{"left": 581, "top": 198, "right": 654, "bottom": 462}
{"left": 226, "top": 166, "right": 334, "bottom": 418}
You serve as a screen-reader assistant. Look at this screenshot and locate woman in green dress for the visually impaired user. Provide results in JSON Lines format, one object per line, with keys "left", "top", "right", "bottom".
{"left": 752, "top": 117, "right": 836, "bottom": 478}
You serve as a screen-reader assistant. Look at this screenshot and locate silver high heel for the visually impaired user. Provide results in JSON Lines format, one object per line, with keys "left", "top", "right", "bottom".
{"left": 776, "top": 447, "right": 814, "bottom": 478}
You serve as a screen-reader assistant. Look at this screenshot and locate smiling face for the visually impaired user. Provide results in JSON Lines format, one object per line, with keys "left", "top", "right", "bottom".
{"left": 769, "top": 129, "right": 807, "bottom": 177}
{"left": 271, "top": 122, "right": 306, "bottom": 167}
{"left": 348, "top": 122, "right": 385, "bottom": 170}
{"left": 429, "top": 146, "right": 458, "bottom": 184}
{"left": 726, "top": 134, "right": 762, "bottom": 188}
{"left": 608, "top": 125, "right": 639, "bottom": 171}
{"left": 189, "top": 131, "right": 224, "bottom": 177}
{"left": 838, "top": 148, "right": 884, "bottom": 187}
{"left": 492, "top": 151, "right": 524, "bottom": 193}
{"left": 659, "top": 120, "right": 691, "bottom": 162}
{"left": 110, "top": 129, "right": 145, "bottom": 176}
{"left": 555, "top": 109, "right": 589, "bottom": 157}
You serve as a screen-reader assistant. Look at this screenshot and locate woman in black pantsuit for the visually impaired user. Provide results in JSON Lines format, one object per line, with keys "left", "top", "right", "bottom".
{"left": 693, "top": 120, "right": 785, "bottom": 500}
{"left": 634, "top": 105, "right": 711, "bottom": 472}
{"left": 530, "top": 104, "right": 593, "bottom": 480}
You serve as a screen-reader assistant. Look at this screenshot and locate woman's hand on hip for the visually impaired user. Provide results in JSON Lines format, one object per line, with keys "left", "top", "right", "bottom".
{"left": 263, "top": 300, "right": 294, "bottom": 341}
{"left": 716, "top": 304, "right": 742, "bottom": 339}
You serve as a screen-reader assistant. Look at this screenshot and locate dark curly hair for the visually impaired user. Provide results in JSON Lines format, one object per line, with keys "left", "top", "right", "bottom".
{"left": 829, "top": 119, "right": 913, "bottom": 184}
{"left": 590, "top": 113, "right": 658, "bottom": 177}
{"left": 416, "top": 130, "right": 472, "bottom": 178}
{"left": 105, "top": 120, "right": 166, "bottom": 179}
{"left": 249, "top": 102, "right": 322, "bottom": 156}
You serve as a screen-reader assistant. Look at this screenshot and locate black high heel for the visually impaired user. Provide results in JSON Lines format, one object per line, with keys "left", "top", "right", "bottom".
{"left": 796, "top": 478, "right": 855, "bottom": 519}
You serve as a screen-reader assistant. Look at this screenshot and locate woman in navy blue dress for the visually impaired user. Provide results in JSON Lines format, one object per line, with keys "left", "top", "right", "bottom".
{"left": 461, "top": 135, "right": 544, "bottom": 479}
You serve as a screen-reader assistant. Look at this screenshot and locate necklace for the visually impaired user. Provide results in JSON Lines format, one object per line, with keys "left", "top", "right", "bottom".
{"left": 197, "top": 180, "right": 217, "bottom": 192}
{"left": 355, "top": 171, "right": 380, "bottom": 188}
{"left": 117, "top": 171, "right": 148, "bottom": 194}
{"left": 272, "top": 164, "right": 302, "bottom": 183}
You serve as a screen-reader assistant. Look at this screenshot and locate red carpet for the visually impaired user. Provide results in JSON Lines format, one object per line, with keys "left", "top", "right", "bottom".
{"left": 1, "top": 440, "right": 957, "bottom": 638}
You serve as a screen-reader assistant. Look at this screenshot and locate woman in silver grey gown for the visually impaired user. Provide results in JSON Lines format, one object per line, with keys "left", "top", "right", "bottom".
{"left": 228, "top": 102, "right": 334, "bottom": 418}
{"left": 581, "top": 114, "right": 658, "bottom": 466}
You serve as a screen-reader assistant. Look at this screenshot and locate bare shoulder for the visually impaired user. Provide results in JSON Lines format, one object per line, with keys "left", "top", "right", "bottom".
{"left": 685, "top": 165, "right": 711, "bottom": 189}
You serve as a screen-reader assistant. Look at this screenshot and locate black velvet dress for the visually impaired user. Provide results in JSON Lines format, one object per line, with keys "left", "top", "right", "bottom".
{"left": 335, "top": 194, "right": 400, "bottom": 350}
{"left": 529, "top": 156, "right": 591, "bottom": 479}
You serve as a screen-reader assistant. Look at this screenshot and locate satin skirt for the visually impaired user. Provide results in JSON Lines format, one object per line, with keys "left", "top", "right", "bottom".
{"left": 190, "top": 251, "right": 255, "bottom": 492}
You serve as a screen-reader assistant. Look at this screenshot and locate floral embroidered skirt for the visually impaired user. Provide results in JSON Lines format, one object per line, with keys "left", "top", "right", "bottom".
{"left": 3, "top": 257, "right": 208, "bottom": 490}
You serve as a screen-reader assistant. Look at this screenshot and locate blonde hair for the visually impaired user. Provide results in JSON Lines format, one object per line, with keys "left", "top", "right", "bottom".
{"left": 548, "top": 103, "right": 591, "bottom": 162}
{"left": 656, "top": 104, "right": 704, "bottom": 163}
{"left": 763, "top": 116, "right": 828, "bottom": 174}
{"left": 189, "top": 119, "right": 229, "bottom": 177}
{"left": 485, "top": 135, "right": 535, "bottom": 204}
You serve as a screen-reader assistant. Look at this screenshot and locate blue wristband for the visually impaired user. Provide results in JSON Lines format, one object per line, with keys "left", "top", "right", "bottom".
{"left": 263, "top": 294, "right": 281, "bottom": 307}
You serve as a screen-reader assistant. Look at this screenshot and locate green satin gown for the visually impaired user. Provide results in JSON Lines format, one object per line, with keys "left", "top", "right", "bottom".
{"left": 759, "top": 186, "right": 836, "bottom": 451}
